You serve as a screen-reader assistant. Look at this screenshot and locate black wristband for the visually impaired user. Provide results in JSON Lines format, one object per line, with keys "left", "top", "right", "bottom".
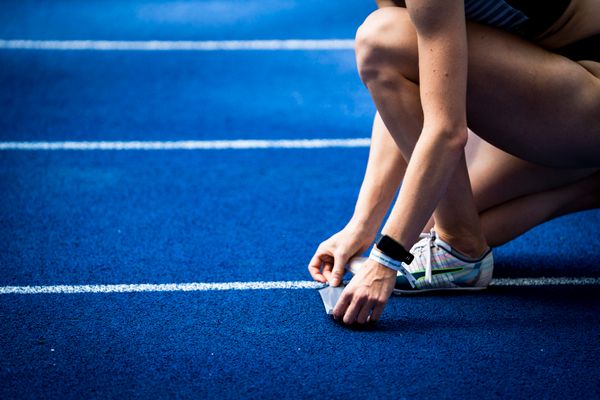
{"left": 375, "top": 234, "right": 414, "bottom": 264}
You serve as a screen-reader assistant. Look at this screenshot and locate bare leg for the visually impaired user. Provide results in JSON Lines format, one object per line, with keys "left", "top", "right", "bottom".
{"left": 479, "top": 171, "right": 600, "bottom": 246}
{"left": 356, "top": 12, "right": 487, "bottom": 257}
{"left": 374, "top": 113, "right": 599, "bottom": 247}
{"left": 466, "top": 134, "right": 599, "bottom": 246}
{"left": 355, "top": 6, "right": 600, "bottom": 255}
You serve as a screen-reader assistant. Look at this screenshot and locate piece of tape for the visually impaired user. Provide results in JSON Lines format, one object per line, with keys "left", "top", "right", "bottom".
{"left": 317, "top": 284, "right": 345, "bottom": 315}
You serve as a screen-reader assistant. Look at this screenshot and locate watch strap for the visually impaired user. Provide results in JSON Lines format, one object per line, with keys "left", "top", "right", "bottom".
{"left": 375, "top": 234, "right": 414, "bottom": 264}
{"left": 369, "top": 247, "right": 417, "bottom": 288}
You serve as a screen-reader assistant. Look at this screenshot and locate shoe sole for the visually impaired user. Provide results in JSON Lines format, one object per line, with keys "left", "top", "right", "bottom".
{"left": 392, "top": 286, "right": 488, "bottom": 295}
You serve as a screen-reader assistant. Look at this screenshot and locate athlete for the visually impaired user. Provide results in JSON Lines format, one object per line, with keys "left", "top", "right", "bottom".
{"left": 308, "top": 0, "right": 600, "bottom": 325}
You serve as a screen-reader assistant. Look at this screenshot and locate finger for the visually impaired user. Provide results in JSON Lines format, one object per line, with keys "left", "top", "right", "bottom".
{"left": 307, "top": 253, "right": 327, "bottom": 283}
{"left": 370, "top": 299, "right": 387, "bottom": 323}
{"left": 356, "top": 298, "right": 376, "bottom": 325}
{"left": 330, "top": 251, "right": 348, "bottom": 287}
{"left": 322, "top": 261, "right": 333, "bottom": 281}
{"left": 332, "top": 291, "right": 352, "bottom": 321}
{"left": 342, "top": 295, "right": 366, "bottom": 325}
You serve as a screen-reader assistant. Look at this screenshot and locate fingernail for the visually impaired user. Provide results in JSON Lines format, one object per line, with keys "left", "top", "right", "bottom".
{"left": 331, "top": 278, "right": 338, "bottom": 286}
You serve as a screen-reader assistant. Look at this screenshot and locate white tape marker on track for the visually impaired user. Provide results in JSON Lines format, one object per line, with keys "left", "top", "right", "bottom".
{"left": 1, "top": 277, "right": 599, "bottom": 295}
{"left": 0, "top": 139, "right": 371, "bottom": 151}
{"left": 0, "top": 39, "right": 355, "bottom": 51}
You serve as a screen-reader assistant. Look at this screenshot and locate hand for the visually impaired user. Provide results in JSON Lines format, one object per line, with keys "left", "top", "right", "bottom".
{"left": 332, "top": 258, "right": 396, "bottom": 325}
{"left": 308, "top": 221, "right": 376, "bottom": 286}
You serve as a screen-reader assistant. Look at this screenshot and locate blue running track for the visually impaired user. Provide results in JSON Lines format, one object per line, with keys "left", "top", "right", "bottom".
{"left": 1, "top": 1, "right": 599, "bottom": 398}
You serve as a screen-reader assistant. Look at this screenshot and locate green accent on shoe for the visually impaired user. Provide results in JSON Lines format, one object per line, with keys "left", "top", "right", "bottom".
{"left": 396, "top": 266, "right": 464, "bottom": 288}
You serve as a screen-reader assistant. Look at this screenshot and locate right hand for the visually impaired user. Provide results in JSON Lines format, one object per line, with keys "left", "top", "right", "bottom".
{"left": 308, "top": 221, "right": 377, "bottom": 287}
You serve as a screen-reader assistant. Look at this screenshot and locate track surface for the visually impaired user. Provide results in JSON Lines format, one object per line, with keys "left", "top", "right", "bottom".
{"left": 1, "top": 1, "right": 599, "bottom": 398}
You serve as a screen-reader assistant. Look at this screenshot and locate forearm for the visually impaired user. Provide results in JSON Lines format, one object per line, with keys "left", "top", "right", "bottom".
{"left": 351, "top": 113, "right": 406, "bottom": 234}
{"left": 381, "top": 127, "right": 466, "bottom": 245}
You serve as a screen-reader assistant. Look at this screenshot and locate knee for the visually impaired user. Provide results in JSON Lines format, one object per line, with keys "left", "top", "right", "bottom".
{"left": 355, "top": 8, "right": 417, "bottom": 87}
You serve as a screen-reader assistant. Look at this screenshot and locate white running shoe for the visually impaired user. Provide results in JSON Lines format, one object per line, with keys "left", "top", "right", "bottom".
{"left": 347, "top": 230, "right": 494, "bottom": 295}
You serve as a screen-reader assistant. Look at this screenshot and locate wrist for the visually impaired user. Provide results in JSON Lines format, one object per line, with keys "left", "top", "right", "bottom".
{"left": 346, "top": 216, "right": 380, "bottom": 239}
{"left": 369, "top": 247, "right": 417, "bottom": 288}
{"left": 380, "top": 223, "right": 419, "bottom": 256}
{"left": 369, "top": 235, "right": 417, "bottom": 288}
{"left": 374, "top": 234, "right": 414, "bottom": 264}
{"left": 368, "top": 258, "right": 398, "bottom": 278}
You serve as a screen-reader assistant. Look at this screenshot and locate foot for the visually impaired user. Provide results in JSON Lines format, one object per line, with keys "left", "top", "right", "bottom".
{"left": 434, "top": 228, "right": 489, "bottom": 260}
{"left": 347, "top": 229, "right": 494, "bottom": 295}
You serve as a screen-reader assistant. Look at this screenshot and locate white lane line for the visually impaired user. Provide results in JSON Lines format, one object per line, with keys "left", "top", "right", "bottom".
{"left": 0, "top": 138, "right": 371, "bottom": 151}
{"left": 0, "top": 281, "right": 323, "bottom": 295}
{"left": 1, "top": 277, "right": 599, "bottom": 295}
{"left": 490, "top": 277, "right": 600, "bottom": 286}
{"left": 0, "top": 39, "right": 355, "bottom": 51}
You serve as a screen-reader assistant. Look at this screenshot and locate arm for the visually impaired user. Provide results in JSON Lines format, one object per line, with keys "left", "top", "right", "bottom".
{"left": 308, "top": 113, "right": 406, "bottom": 285}
{"left": 381, "top": 0, "right": 469, "bottom": 247}
{"left": 351, "top": 113, "right": 406, "bottom": 235}
{"left": 332, "top": 0, "right": 470, "bottom": 324}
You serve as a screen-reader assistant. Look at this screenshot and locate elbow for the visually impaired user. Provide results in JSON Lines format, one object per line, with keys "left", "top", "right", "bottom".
{"left": 406, "top": 3, "right": 445, "bottom": 36}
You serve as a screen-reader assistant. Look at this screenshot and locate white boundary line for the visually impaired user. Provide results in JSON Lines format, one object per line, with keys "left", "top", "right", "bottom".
{"left": 0, "top": 139, "right": 371, "bottom": 151}
{"left": 1, "top": 281, "right": 322, "bottom": 295}
{"left": 490, "top": 277, "right": 600, "bottom": 286}
{"left": 0, "top": 39, "right": 355, "bottom": 51}
{"left": 1, "top": 277, "right": 598, "bottom": 295}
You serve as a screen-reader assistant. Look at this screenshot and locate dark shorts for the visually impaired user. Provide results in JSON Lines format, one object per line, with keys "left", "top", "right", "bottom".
{"left": 389, "top": 0, "right": 599, "bottom": 62}
{"left": 483, "top": 0, "right": 599, "bottom": 62}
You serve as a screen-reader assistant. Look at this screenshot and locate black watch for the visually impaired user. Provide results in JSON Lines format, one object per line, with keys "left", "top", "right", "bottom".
{"left": 375, "top": 234, "right": 414, "bottom": 264}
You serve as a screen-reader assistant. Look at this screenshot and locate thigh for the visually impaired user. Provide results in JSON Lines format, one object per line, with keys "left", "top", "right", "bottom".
{"left": 465, "top": 131, "right": 598, "bottom": 212}
{"left": 360, "top": 7, "right": 600, "bottom": 167}
{"left": 464, "top": 23, "right": 600, "bottom": 167}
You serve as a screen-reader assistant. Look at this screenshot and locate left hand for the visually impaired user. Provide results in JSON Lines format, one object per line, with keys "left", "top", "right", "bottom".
{"left": 332, "top": 258, "right": 397, "bottom": 325}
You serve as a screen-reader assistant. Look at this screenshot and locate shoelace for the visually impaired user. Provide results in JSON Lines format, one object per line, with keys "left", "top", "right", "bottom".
{"left": 410, "top": 230, "right": 438, "bottom": 284}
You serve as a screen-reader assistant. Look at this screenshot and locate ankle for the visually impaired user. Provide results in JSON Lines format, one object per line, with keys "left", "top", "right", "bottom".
{"left": 435, "top": 228, "right": 489, "bottom": 259}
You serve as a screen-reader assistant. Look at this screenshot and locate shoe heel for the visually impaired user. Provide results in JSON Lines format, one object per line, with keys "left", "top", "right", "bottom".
{"left": 474, "top": 252, "right": 494, "bottom": 287}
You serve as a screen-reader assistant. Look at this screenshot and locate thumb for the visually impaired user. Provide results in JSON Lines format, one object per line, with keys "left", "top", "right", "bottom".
{"left": 330, "top": 253, "right": 347, "bottom": 287}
